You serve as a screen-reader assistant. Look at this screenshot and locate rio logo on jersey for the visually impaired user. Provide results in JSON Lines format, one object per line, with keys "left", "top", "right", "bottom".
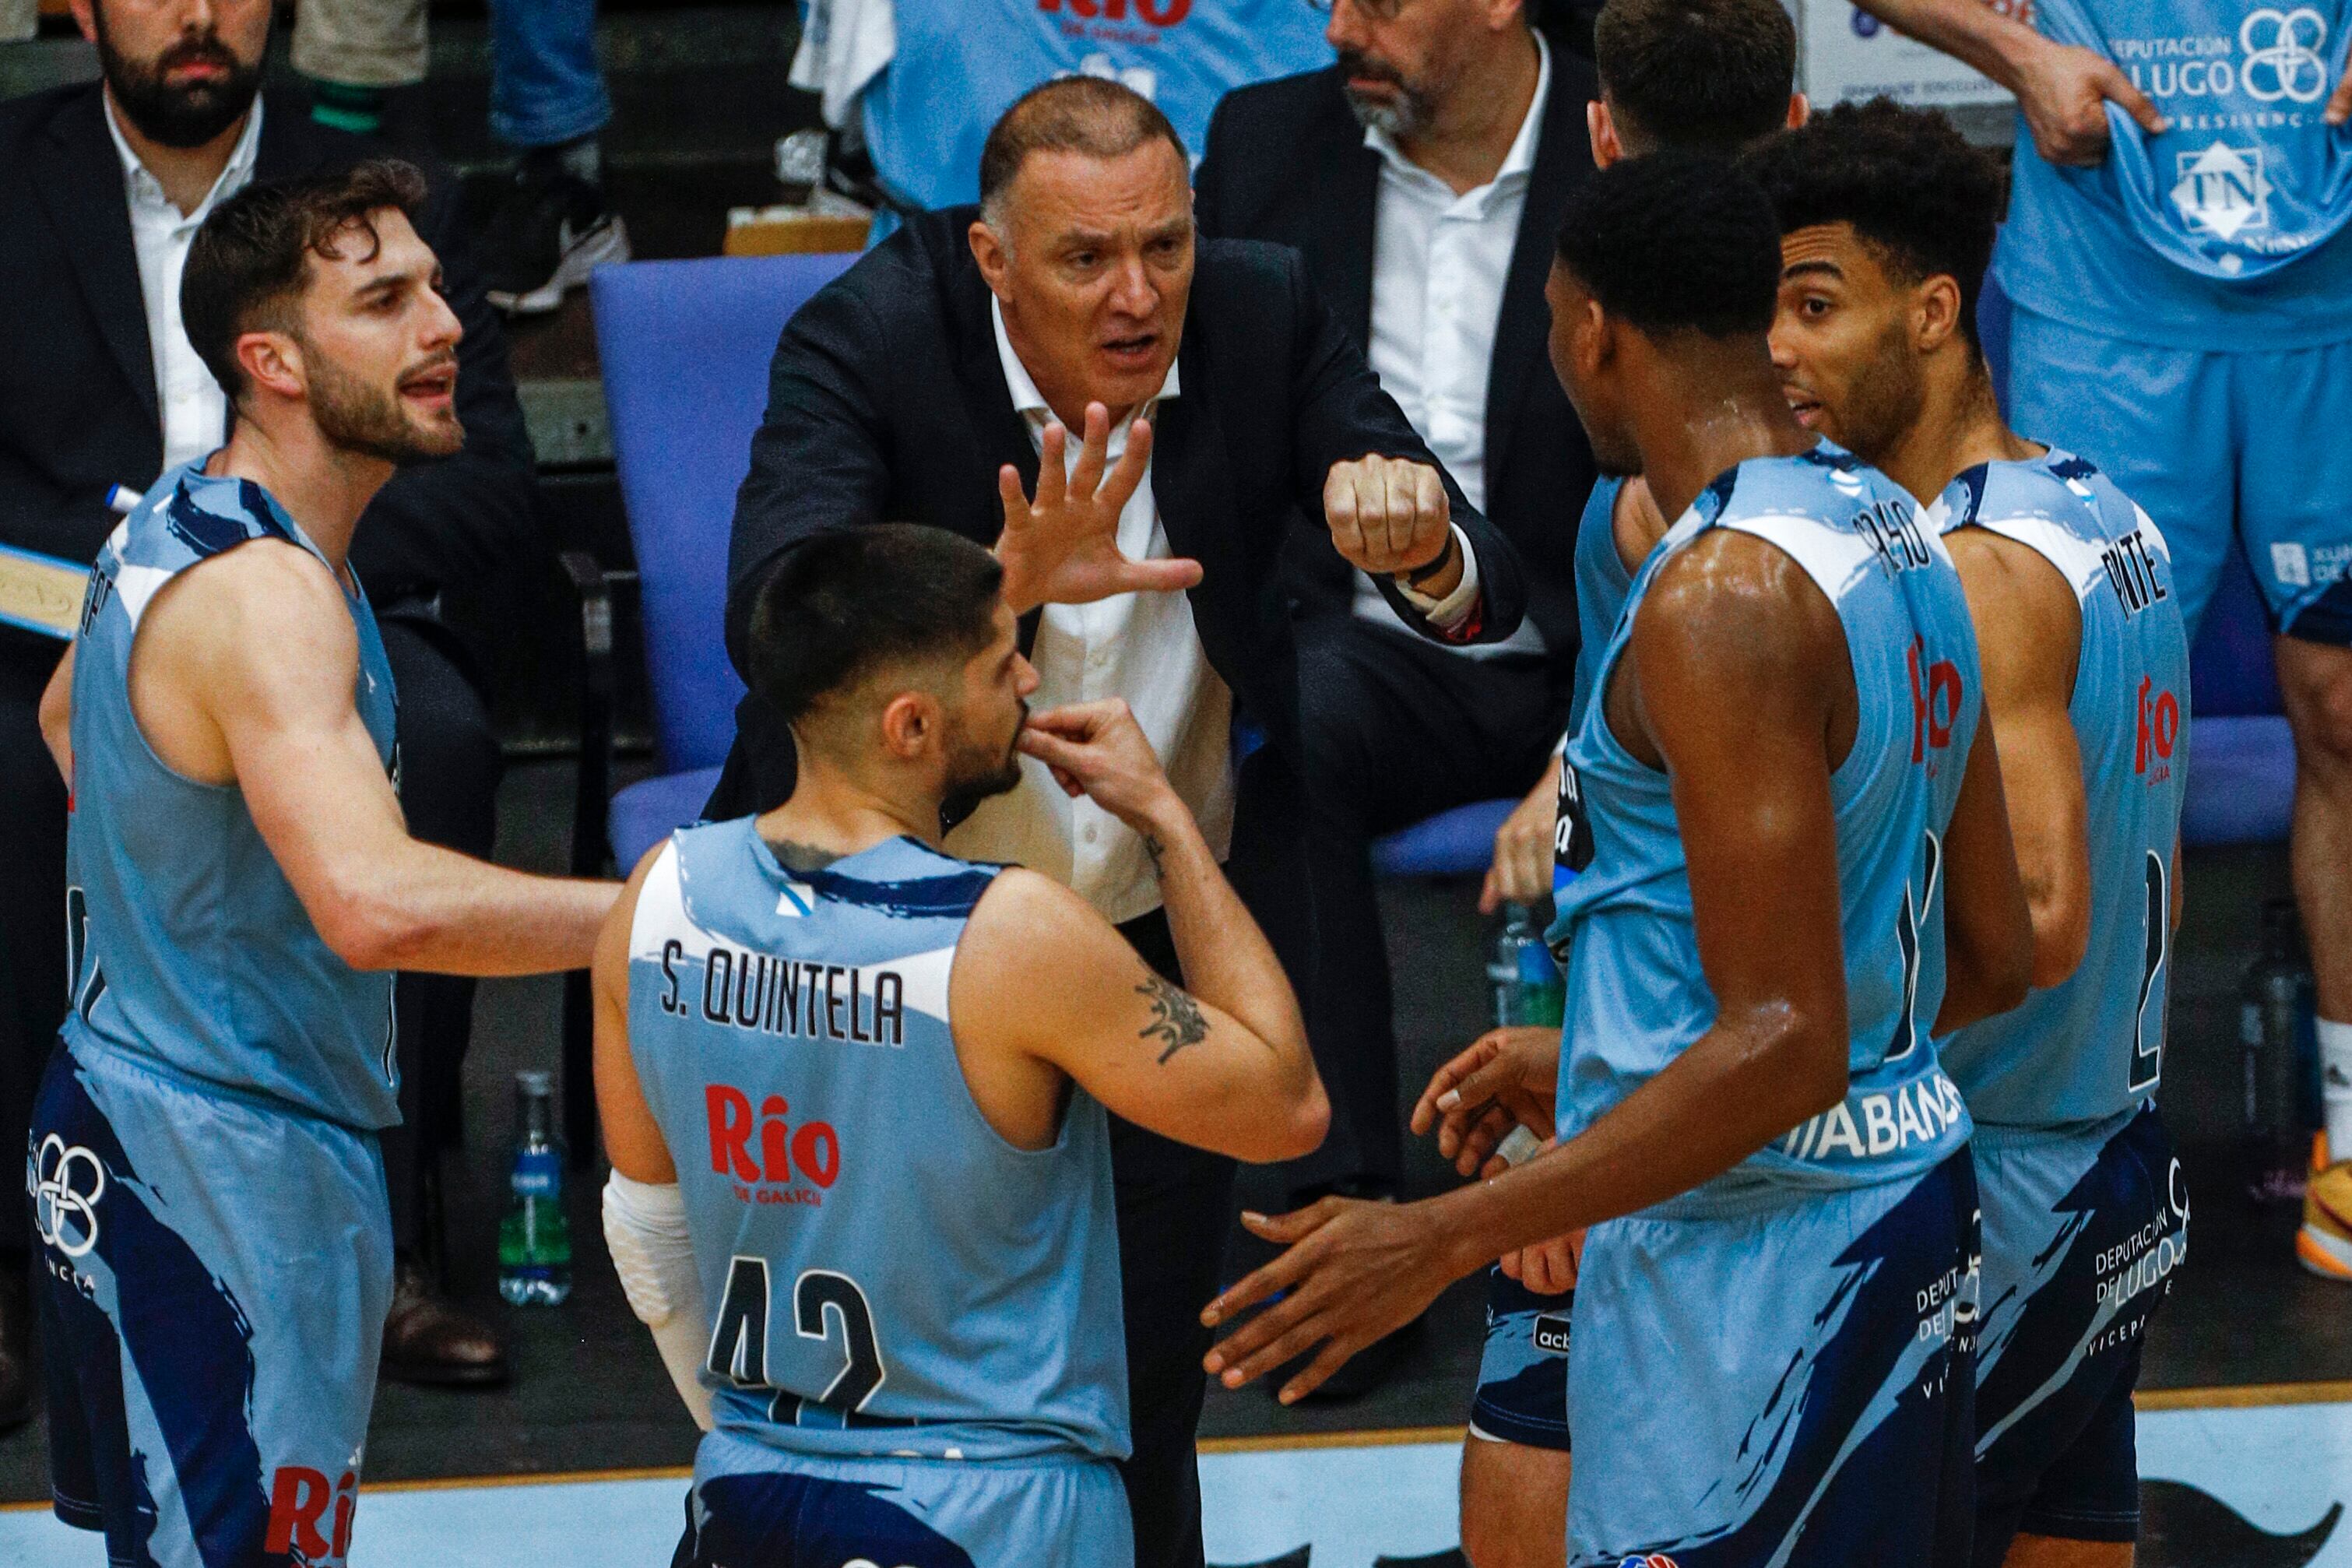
{"left": 1907, "top": 635, "right": 1964, "bottom": 766}
{"left": 265, "top": 1466, "right": 357, "bottom": 1560}
{"left": 707, "top": 1084, "right": 841, "bottom": 1204}
{"left": 2136, "top": 677, "right": 2181, "bottom": 782}
{"left": 1037, "top": 0, "right": 1191, "bottom": 23}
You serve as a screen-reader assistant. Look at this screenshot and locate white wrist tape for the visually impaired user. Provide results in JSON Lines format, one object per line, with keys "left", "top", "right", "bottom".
{"left": 603, "top": 1170, "right": 715, "bottom": 1431}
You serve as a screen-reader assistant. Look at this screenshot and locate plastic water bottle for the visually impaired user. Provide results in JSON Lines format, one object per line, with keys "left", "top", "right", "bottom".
{"left": 1491, "top": 904, "right": 1565, "bottom": 1029}
{"left": 2241, "top": 899, "right": 2315, "bottom": 1205}
{"left": 497, "top": 1071, "right": 572, "bottom": 1305}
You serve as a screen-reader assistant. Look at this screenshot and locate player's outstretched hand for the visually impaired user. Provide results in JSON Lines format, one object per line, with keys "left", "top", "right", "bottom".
{"left": 994, "top": 403, "right": 1202, "bottom": 614}
{"left": 1202, "top": 1197, "right": 1453, "bottom": 1404}
{"left": 2012, "top": 33, "right": 2163, "bottom": 165}
{"left": 1481, "top": 758, "right": 1558, "bottom": 914}
{"left": 1018, "top": 700, "right": 1180, "bottom": 832}
{"left": 1325, "top": 455, "right": 1453, "bottom": 579}
{"left": 1410, "top": 1026, "right": 1558, "bottom": 1177}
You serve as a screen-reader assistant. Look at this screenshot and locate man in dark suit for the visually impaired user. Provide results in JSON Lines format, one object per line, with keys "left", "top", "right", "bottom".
{"left": 0, "top": 0, "right": 537, "bottom": 1416}
{"left": 712, "top": 76, "right": 1526, "bottom": 1568}
{"left": 1192, "top": 0, "right": 1597, "bottom": 1285}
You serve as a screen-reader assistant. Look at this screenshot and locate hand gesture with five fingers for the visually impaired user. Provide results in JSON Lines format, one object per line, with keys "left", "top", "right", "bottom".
{"left": 995, "top": 402, "right": 1203, "bottom": 613}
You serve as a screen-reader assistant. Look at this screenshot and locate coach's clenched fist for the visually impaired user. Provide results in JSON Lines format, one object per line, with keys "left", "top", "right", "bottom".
{"left": 1324, "top": 455, "right": 1463, "bottom": 598}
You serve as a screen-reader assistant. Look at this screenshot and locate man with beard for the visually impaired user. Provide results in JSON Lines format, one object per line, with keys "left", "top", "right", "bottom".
{"left": 30, "top": 163, "right": 616, "bottom": 1568}
{"left": 0, "top": 0, "right": 539, "bottom": 1413}
{"left": 1191, "top": 7, "right": 1595, "bottom": 1393}
{"left": 1751, "top": 101, "right": 2192, "bottom": 1568}
{"left": 592, "top": 526, "right": 1327, "bottom": 1566}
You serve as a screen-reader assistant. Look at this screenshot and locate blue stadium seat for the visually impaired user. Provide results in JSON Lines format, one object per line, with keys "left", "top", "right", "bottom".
{"left": 589, "top": 252, "right": 857, "bottom": 870}
{"left": 1373, "top": 797, "right": 1517, "bottom": 880}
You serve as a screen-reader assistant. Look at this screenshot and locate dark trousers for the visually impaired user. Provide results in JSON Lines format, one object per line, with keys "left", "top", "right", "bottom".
{"left": 0, "top": 610, "right": 498, "bottom": 1261}
{"left": 1111, "top": 907, "right": 1235, "bottom": 1568}
{"left": 0, "top": 629, "right": 69, "bottom": 1260}
{"left": 1289, "top": 613, "right": 1567, "bottom": 1194}
{"left": 373, "top": 609, "right": 504, "bottom": 1255}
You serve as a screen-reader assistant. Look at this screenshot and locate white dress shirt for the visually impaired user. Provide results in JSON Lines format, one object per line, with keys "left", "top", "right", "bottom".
{"left": 1352, "top": 33, "right": 1550, "bottom": 659}
{"left": 105, "top": 97, "right": 264, "bottom": 473}
{"left": 944, "top": 301, "right": 1237, "bottom": 926}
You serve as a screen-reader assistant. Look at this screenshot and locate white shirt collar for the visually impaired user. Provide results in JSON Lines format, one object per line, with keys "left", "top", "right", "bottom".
{"left": 105, "top": 93, "right": 265, "bottom": 223}
{"left": 990, "top": 294, "right": 1180, "bottom": 427}
{"left": 1363, "top": 30, "right": 1550, "bottom": 206}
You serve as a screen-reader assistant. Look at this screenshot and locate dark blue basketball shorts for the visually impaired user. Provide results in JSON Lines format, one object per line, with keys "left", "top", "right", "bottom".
{"left": 1468, "top": 1265, "right": 1573, "bottom": 1451}
{"left": 1971, "top": 1107, "right": 2185, "bottom": 1563}
{"left": 675, "top": 1431, "right": 1134, "bottom": 1567}
{"left": 29, "top": 1043, "right": 392, "bottom": 1568}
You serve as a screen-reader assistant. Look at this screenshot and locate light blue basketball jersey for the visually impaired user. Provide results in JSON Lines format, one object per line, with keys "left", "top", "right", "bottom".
{"left": 625, "top": 820, "right": 1130, "bottom": 1464}
{"left": 60, "top": 462, "right": 400, "bottom": 1130}
{"left": 1554, "top": 445, "right": 1981, "bottom": 1212}
{"left": 857, "top": 0, "right": 1332, "bottom": 213}
{"left": 1999, "top": 0, "right": 2352, "bottom": 350}
{"left": 1931, "top": 452, "right": 2192, "bottom": 1128}
{"left": 1569, "top": 477, "right": 1632, "bottom": 738}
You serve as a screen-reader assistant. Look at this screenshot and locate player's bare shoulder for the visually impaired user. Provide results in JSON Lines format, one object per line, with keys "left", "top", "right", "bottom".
{"left": 130, "top": 537, "right": 361, "bottom": 785}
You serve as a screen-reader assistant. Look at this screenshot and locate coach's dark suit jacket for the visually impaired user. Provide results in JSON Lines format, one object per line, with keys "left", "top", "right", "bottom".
{"left": 711, "top": 203, "right": 1528, "bottom": 958}
{"left": 1192, "top": 37, "right": 1601, "bottom": 664}
{"left": 0, "top": 83, "right": 538, "bottom": 608}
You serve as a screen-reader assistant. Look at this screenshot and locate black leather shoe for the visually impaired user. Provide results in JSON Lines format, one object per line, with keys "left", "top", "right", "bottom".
{"left": 381, "top": 1253, "right": 508, "bottom": 1388}
{"left": 0, "top": 1259, "right": 32, "bottom": 1429}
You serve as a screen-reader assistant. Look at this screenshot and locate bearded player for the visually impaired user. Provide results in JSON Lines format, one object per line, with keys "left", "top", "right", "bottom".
{"left": 591, "top": 525, "right": 1327, "bottom": 1564}
{"left": 30, "top": 163, "right": 616, "bottom": 1568}
{"left": 1751, "top": 100, "right": 2192, "bottom": 1568}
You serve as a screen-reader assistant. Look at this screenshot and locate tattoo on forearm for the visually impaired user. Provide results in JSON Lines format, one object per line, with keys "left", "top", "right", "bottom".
{"left": 1137, "top": 976, "right": 1209, "bottom": 1063}
{"left": 1142, "top": 833, "right": 1165, "bottom": 876}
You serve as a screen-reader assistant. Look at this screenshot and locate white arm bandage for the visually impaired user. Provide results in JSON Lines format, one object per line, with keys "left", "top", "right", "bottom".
{"left": 602, "top": 1170, "right": 715, "bottom": 1432}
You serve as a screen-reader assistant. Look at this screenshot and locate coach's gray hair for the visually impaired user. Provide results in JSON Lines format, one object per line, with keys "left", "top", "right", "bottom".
{"left": 976, "top": 76, "right": 1187, "bottom": 235}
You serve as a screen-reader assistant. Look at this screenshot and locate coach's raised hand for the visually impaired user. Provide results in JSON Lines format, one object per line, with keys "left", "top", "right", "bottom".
{"left": 1324, "top": 455, "right": 1461, "bottom": 596}
{"left": 994, "top": 401, "right": 1203, "bottom": 614}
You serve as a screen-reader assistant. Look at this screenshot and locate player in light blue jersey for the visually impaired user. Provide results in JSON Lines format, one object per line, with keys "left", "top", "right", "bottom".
{"left": 1854, "top": 0, "right": 2352, "bottom": 1279}
{"left": 1450, "top": 9, "right": 1809, "bottom": 1562}
{"left": 1753, "top": 102, "right": 2195, "bottom": 1568}
{"left": 1201, "top": 153, "right": 2033, "bottom": 1567}
{"left": 26, "top": 164, "right": 617, "bottom": 1568}
{"left": 589, "top": 524, "right": 1327, "bottom": 1566}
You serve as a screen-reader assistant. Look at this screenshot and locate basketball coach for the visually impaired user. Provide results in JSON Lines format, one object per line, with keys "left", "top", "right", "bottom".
{"left": 710, "top": 76, "right": 1528, "bottom": 1568}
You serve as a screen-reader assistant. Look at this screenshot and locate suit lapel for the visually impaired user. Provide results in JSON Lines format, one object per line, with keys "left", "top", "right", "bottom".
{"left": 1323, "top": 128, "right": 1382, "bottom": 344}
{"left": 33, "top": 90, "right": 159, "bottom": 426}
{"left": 1484, "top": 52, "right": 1594, "bottom": 484}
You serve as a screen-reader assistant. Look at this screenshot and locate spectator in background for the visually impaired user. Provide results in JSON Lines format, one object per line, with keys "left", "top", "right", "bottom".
{"left": 1848, "top": 0, "right": 2352, "bottom": 1279}
{"left": 2, "top": 0, "right": 35, "bottom": 44}
{"left": 710, "top": 76, "right": 1528, "bottom": 1568}
{"left": 788, "top": 0, "right": 1331, "bottom": 229}
{"left": 1190, "top": 0, "right": 1597, "bottom": 1397}
{"left": 0, "top": 0, "right": 540, "bottom": 1415}
{"left": 292, "top": 0, "right": 626, "bottom": 312}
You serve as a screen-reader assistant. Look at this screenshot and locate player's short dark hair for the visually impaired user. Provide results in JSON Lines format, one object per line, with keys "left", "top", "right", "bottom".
{"left": 1554, "top": 150, "right": 1781, "bottom": 339}
{"left": 181, "top": 159, "right": 429, "bottom": 403}
{"left": 1743, "top": 99, "right": 2002, "bottom": 347}
{"left": 747, "top": 526, "right": 1007, "bottom": 728}
{"left": 1594, "top": 0, "right": 1796, "bottom": 154}
{"left": 978, "top": 76, "right": 1187, "bottom": 222}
